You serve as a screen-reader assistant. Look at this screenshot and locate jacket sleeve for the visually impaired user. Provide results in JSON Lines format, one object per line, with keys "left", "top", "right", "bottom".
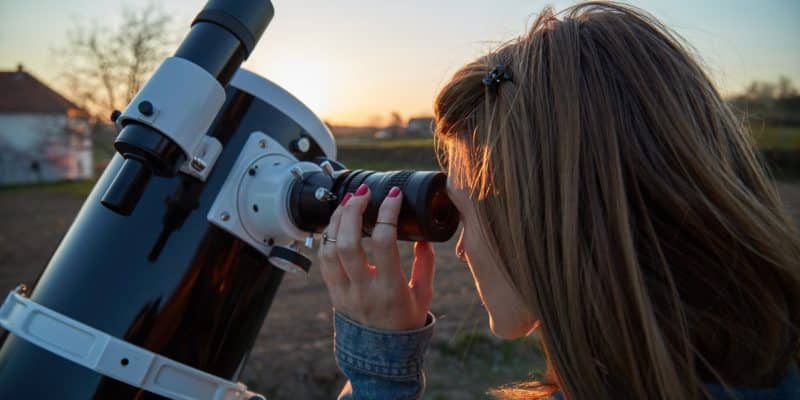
{"left": 333, "top": 310, "right": 436, "bottom": 400}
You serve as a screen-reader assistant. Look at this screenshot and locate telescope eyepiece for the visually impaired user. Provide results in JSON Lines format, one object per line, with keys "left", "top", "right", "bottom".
{"left": 101, "top": 157, "right": 153, "bottom": 216}
{"left": 289, "top": 169, "right": 458, "bottom": 242}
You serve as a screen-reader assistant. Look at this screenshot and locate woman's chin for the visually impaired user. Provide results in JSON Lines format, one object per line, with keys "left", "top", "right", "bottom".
{"left": 488, "top": 316, "right": 539, "bottom": 340}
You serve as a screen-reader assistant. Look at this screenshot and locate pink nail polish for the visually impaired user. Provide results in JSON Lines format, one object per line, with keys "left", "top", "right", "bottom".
{"left": 355, "top": 184, "right": 369, "bottom": 196}
{"left": 388, "top": 186, "right": 401, "bottom": 198}
{"left": 341, "top": 193, "right": 353, "bottom": 206}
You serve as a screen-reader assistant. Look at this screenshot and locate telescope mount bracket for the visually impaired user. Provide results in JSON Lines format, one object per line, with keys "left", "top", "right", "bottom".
{"left": 0, "top": 285, "right": 266, "bottom": 400}
{"left": 207, "top": 131, "right": 318, "bottom": 273}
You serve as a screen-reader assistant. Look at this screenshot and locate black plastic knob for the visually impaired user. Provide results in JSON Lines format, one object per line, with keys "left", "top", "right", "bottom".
{"left": 137, "top": 101, "right": 154, "bottom": 116}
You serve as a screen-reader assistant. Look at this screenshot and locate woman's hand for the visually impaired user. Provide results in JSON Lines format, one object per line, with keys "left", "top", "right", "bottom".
{"left": 318, "top": 183, "right": 436, "bottom": 331}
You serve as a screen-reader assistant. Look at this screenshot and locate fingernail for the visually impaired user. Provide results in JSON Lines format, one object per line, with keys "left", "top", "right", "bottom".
{"left": 355, "top": 184, "right": 369, "bottom": 196}
{"left": 388, "top": 186, "right": 401, "bottom": 198}
{"left": 341, "top": 193, "right": 353, "bottom": 206}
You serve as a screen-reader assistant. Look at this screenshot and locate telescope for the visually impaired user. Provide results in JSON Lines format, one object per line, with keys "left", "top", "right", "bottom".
{"left": 0, "top": 1, "right": 458, "bottom": 399}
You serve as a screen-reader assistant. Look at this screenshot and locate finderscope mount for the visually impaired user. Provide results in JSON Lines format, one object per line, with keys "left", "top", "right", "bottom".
{"left": 101, "top": 0, "right": 275, "bottom": 216}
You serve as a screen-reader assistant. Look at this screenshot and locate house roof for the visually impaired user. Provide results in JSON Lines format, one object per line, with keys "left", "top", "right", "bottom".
{"left": 0, "top": 65, "right": 83, "bottom": 115}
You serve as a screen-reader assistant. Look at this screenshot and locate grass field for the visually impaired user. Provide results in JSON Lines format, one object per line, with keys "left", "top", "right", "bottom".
{"left": 336, "top": 137, "right": 441, "bottom": 171}
{"left": 336, "top": 137, "right": 434, "bottom": 149}
{"left": 0, "top": 179, "right": 96, "bottom": 197}
{"left": 749, "top": 124, "right": 800, "bottom": 151}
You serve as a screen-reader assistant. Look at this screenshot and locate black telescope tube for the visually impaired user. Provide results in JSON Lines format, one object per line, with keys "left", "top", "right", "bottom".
{"left": 173, "top": 23, "right": 247, "bottom": 85}
{"left": 101, "top": 0, "right": 274, "bottom": 216}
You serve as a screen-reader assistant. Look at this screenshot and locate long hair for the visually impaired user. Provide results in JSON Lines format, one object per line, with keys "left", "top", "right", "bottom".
{"left": 433, "top": 2, "right": 800, "bottom": 399}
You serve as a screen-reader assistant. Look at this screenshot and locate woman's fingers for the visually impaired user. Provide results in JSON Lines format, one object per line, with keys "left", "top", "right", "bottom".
{"left": 319, "top": 195, "right": 351, "bottom": 289}
{"left": 410, "top": 241, "right": 436, "bottom": 304}
{"left": 318, "top": 184, "right": 436, "bottom": 331}
{"left": 336, "top": 185, "right": 371, "bottom": 283}
{"left": 371, "top": 187, "right": 405, "bottom": 287}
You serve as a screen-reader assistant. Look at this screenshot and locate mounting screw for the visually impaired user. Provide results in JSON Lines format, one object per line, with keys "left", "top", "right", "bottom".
{"left": 314, "top": 187, "right": 336, "bottom": 202}
{"left": 190, "top": 156, "right": 207, "bottom": 172}
{"left": 14, "top": 284, "right": 28, "bottom": 297}
{"left": 292, "top": 137, "right": 311, "bottom": 153}
{"left": 258, "top": 139, "right": 267, "bottom": 149}
{"left": 137, "top": 100, "right": 154, "bottom": 116}
{"left": 290, "top": 166, "right": 304, "bottom": 179}
{"left": 220, "top": 212, "right": 230, "bottom": 221}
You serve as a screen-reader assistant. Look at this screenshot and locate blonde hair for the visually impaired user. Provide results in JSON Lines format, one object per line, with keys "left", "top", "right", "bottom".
{"left": 433, "top": 2, "right": 800, "bottom": 399}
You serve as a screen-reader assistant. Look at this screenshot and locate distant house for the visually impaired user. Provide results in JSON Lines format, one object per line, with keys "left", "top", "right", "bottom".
{"left": 0, "top": 64, "right": 92, "bottom": 185}
{"left": 373, "top": 129, "right": 392, "bottom": 139}
{"left": 406, "top": 117, "right": 435, "bottom": 137}
{"left": 373, "top": 117, "right": 436, "bottom": 140}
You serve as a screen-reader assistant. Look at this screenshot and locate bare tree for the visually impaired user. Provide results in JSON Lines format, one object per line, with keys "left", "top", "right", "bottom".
{"left": 388, "top": 111, "right": 404, "bottom": 137}
{"left": 389, "top": 111, "right": 404, "bottom": 128}
{"left": 777, "top": 76, "right": 798, "bottom": 99}
{"left": 54, "top": 4, "right": 176, "bottom": 119}
{"left": 744, "top": 81, "right": 778, "bottom": 102}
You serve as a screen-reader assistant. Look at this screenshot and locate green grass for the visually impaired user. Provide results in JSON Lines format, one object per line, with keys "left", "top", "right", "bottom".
{"left": 339, "top": 159, "right": 438, "bottom": 171}
{"left": 0, "top": 180, "right": 96, "bottom": 197}
{"left": 338, "top": 137, "right": 434, "bottom": 150}
{"left": 749, "top": 124, "right": 800, "bottom": 151}
{"left": 425, "top": 329, "right": 547, "bottom": 399}
{"left": 336, "top": 137, "right": 441, "bottom": 171}
{"left": 438, "top": 329, "right": 545, "bottom": 367}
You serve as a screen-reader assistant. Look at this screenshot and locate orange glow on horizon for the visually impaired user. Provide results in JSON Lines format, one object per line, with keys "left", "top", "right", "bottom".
{"left": 246, "top": 55, "right": 438, "bottom": 127}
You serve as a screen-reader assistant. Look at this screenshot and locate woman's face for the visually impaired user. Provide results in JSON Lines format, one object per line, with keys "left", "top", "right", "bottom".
{"left": 446, "top": 173, "right": 538, "bottom": 339}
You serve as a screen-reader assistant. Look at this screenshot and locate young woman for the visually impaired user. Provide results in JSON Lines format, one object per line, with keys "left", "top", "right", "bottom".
{"left": 318, "top": 2, "right": 800, "bottom": 399}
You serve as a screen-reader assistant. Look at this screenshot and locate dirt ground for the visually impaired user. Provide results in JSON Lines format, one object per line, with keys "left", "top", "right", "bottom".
{"left": 1, "top": 182, "right": 798, "bottom": 399}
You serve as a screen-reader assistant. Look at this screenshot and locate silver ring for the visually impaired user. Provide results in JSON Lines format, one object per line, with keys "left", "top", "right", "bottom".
{"left": 375, "top": 221, "right": 397, "bottom": 228}
{"left": 322, "top": 231, "right": 337, "bottom": 244}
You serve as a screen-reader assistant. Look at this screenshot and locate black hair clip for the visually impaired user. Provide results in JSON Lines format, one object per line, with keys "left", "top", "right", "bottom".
{"left": 482, "top": 65, "right": 512, "bottom": 93}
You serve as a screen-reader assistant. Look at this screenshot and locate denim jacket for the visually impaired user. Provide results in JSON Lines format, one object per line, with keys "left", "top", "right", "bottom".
{"left": 333, "top": 310, "right": 800, "bottom": 400}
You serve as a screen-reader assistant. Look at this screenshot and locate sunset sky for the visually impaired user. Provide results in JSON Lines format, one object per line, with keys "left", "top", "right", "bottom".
{"left": 1, "top": 0, "right": 798, "bottom": 126}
